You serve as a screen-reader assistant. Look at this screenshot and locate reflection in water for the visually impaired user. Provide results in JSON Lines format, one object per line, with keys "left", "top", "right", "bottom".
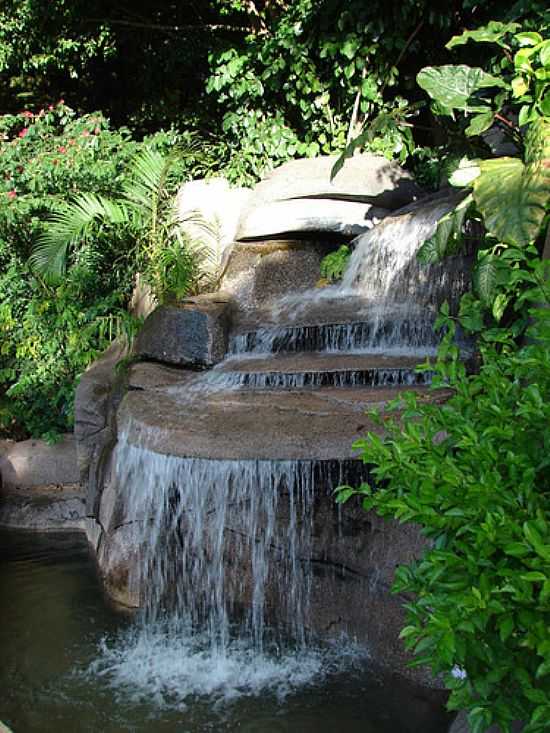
{"left": 0, "top": 530, "right": 453, "bottom": 733}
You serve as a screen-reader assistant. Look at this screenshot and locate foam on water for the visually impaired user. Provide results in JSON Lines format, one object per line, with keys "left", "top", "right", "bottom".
{"left": 90, "top": 622, "right": 364, "bottom": 709}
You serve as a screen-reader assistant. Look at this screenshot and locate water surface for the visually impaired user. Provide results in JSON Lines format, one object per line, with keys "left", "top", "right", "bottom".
{"left": 0, "top": 530, "right": 453, "bottom": 732}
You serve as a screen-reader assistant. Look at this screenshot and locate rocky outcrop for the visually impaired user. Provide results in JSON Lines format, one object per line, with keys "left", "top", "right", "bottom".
{"left": 135, "top": 293, "right": 233, "bottom": 367}
{"left": 73, "top": 339, "right": 130, "bottom": 516}
{"left": 0, "top": 434, "right": 79, "bottom": 490}
{"left": 175, "top": 177, "right": 251, "bottom": 278}
{"left": 237, "top": 198, "right": 389, "bottom": 241}
{"left": 236, "top": 154, "right": 422, "bottom": 241}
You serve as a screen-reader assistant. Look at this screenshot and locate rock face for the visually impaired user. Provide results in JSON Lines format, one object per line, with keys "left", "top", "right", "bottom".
{"left": 74, "top": 339, "right": 130, "bottom": 516}
{"left": 236, "top": 154, "right": 422, "bottom": 240}
{"left": 221, "top": 240, "right": 334, "bottom": 311}
{"left": 135, "top": 293, "right": 233, "bottom": 368}
{"left": 0, "top": 485, "right": 86, "bottom": 532}
{"left": 0, "top": 435, "right": 79, "bottom": 490}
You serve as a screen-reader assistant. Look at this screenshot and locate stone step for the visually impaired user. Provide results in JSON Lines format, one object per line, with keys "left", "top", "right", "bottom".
{"left": 230, "top": 318, "right": 441, "bottom": 356}
{"left": 212, "top": 352, "right": 433, "bottom": 389}
{"left": 119, "top": 380, "right": 450, "bottom": 462}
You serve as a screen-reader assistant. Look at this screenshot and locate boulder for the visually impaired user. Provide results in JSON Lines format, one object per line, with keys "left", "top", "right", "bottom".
{"left": 175, "top": 177, "right": 251, "bottom": 278}
{"left": 236, "top": 198, "right": 388, "bottom": 241}
{"left": 0, "top": 485, "right": 85, "bottom": 532}
{"left": 236, "top": 154, "right": 422, "bottom": 241}
{"left": 135, "top": 293, "right": 233, "bottom": 367}
{"left": 0, "top": 434, "right": 79, "bottom": 490}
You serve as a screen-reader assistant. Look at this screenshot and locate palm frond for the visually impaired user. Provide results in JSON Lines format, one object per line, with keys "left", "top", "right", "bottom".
{"left": 122, "top": 148, "right": 175, "bottom": 220}
{"left": 30, "top": 193, "right": 128, "bottom": 281}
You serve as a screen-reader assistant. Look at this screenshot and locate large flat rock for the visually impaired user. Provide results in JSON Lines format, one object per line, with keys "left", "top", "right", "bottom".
{"left": 117, "top": 383, "right": 448, "bottom": 461}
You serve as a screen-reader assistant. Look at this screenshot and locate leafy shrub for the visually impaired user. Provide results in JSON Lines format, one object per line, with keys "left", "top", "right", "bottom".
{"left": 338, "top": 262, "right": 550, "bottom": 732}
{"left": 319, "top": 245, "right": 351, "bottom": 282}
{"left": 0, "top": 103, "right": 143, "bottom": 439}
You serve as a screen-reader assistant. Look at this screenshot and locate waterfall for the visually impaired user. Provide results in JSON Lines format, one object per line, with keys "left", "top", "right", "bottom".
{"left": 93, "top": 437, "right": 364, "bottom": 703}
{"left": 340, "top": 195, "right": 466, "bottom": 305}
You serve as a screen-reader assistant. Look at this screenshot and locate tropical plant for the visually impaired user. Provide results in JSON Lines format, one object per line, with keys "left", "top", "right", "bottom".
{"left": 31, "top": 147, "right": 208, "bottom": 302}
{"left": 337, "top": 265, "right": 550, "bottom": 732}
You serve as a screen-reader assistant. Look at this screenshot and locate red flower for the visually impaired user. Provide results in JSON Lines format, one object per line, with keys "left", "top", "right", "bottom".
{"left": 58, "top": 146, "right": 67, "bottom": 154}
{"left": 7, "top": 190, "right": 17, "bottom": 200}
{"left": 18, "top": 128, "right": 29, "bottom": 138}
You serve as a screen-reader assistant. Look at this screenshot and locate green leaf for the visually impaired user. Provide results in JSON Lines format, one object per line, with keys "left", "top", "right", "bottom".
{"left": 515, "top": 32, "right": 543, "bottom": 47}
{"left": 472, "top": 119, "right": 550, "bottom": 247}
{"left": 449, "top": 159, "right": 481, "bottom": 187}
{"left": 417, "top": 65, "right": 507, "bottom": 114}
{"left": 540, "top": 41, "right": 550, "bottom": 68}
{"left": 521, "top": 572, "right": 547, "bottom": 582}
{"left": 474, "top": 253, "right": 501, "bottom": 305}
{"left": 465, "top": 110, "right": 494, "bottom": 137}
{"left": 511, "top": 76, "right": 529, "bottom": 98}
{"left": 417, "top": 193, "right": 474, "bottom": 264}
{"left": 446, "top": 22, "right": 519, "bottom": 49}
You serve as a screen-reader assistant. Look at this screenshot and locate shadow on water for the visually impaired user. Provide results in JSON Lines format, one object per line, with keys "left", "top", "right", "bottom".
{"left": 0, "top": 529, "right": 453, "bottom": 733}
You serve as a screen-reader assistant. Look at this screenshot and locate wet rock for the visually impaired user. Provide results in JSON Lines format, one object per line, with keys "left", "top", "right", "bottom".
{"left": 221, "top": 240, "right": 333, "bottom": 311}
{"left": 135, "top": 293, "right": 233, "bottom": 367}
{"left": 0, "top": 435, "right": 79, "bottom": 490}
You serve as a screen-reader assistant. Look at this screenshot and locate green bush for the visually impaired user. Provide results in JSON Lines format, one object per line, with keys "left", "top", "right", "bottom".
{"left": 338, "top": 266, "right": 550, "bottom": 732}
{"left": 0, "top": 103, "right": 142, "bottom": 439}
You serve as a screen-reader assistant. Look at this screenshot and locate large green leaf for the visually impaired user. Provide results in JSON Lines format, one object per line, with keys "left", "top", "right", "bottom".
{"left": 446, "top": 21, "right": 520, "bottom": 50}
{"left": 417, "top": 65, "right": 507, "bottom": 114}
{"left": 417, "top": 193, "right": 474, "bottom": 264}
{"left": 472, "top": 118, "right": 550, "bottom": 246}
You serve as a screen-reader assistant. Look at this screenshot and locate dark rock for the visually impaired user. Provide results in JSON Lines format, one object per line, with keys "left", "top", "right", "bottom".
{"left": 135, "top": 293, "right": 233, "bottom": 367}
{"left": 0, "top": 485, "right": 85, "bottom": 532}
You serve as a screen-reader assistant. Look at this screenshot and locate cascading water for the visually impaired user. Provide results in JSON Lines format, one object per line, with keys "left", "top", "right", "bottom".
{"left": 93, "top": 436, "right": 365, "bottom": 704}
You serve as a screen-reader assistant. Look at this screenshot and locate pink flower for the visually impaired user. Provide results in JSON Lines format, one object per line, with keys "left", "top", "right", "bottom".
{"left": 48, "top": 104, "right": 54, "bottom": 111}
{"left": 21, "top": 111, "right": 33, "bottom": 118}
{"left": 18, "top": 128, "right": 29, "bottom": 138}
{"left": 58, "top": 99, "right": 64, "bottom": 105}
{"left": 7, "top": 191, "right": 17, "bottom": 200}
{"left": 68, "top": 139, "right": 76, "bottom": 145}
{"left": 58, "top": 146, "right": 67, "bottom": 153}
{"left": 94, "top": 127, "right": 101, "bottom": 135}
{"left": 81, "top": 130, "right": 90, "bottom": 138}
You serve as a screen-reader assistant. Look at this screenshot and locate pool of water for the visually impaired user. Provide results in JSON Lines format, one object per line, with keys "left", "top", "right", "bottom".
{"left": 0, "top": 529, "right": 454, "bottom": 733}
